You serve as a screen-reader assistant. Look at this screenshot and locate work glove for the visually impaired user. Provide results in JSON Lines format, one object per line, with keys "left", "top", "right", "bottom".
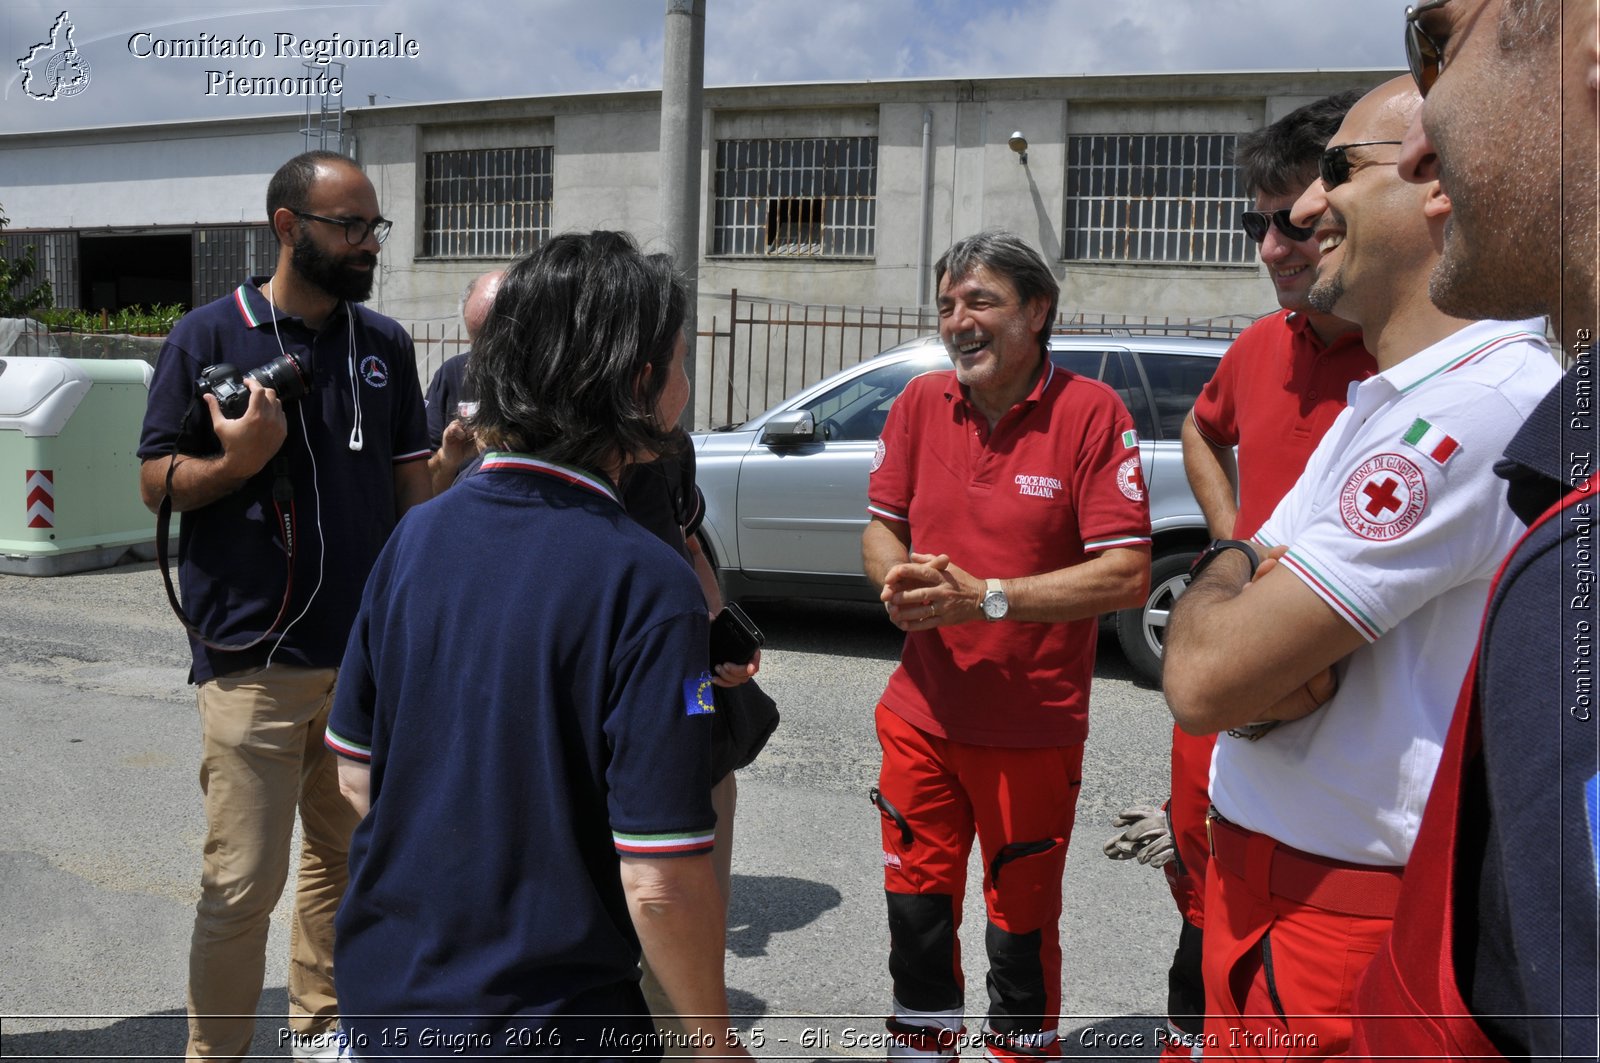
{"left": 1102, "top": 804, "right": 1176, "bottom": 868}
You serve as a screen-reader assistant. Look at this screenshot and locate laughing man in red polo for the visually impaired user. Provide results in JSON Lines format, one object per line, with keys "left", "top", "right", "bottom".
{"left": 862, "top": 230, "right": 1151, "bottom": 1062}
{"left": 1161, "top": 78, "right": 1559, "bottom": 1059}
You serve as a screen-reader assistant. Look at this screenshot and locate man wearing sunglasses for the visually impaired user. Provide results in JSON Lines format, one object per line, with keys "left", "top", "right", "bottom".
{"left": 1125, "top": 89, "right": 1372, "bottom": 1063}
{"left": 1162, "top": 77, "right": 1560, "bottom": 1058}
{"left": 137, "top": 150, "right": 431, "bottom": 1061}
{"left": 1348, "top": 3, "right": 1600, "bottom": 1060}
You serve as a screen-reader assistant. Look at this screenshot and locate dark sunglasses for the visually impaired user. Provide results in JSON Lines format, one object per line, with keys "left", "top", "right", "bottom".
{"left": 1319, "top": 141, "right": 1404, "bottom": 190}
{"left": 294, "top": 210, "right": 393, "bottom": 246}
{"left": 1405, "top": 0, "right": 1452, "bottom": 96}
{"left": 1240, "top": 208, "right": 1315, "bottom": 243}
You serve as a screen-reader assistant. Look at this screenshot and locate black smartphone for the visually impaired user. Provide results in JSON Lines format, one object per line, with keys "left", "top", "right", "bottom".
{"left": 709, "top": 603, "right": 764, "bottom": 667}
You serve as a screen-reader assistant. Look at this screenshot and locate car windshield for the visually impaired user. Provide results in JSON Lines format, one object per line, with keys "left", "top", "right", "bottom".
{"left": 797, "top": 357, "right": 939, "bottom": 442}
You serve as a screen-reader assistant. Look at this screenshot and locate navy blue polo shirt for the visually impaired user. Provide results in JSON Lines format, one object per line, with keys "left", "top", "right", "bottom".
{"left": 423, "top": 352, "right": 472, "bottom": 450}
{"left": 1461, "top": 363, "right": 1599, "bottom": 1059}
{"left": 138, "top": 278, "right": 430, "bottom": 682}
{"left": 326, "top": 453, "right": 717, "bottom": 1052}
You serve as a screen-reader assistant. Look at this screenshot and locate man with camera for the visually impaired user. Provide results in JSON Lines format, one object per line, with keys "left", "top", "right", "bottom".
{"left": 136, "top": 150, "right": 431, "bottom": 1062}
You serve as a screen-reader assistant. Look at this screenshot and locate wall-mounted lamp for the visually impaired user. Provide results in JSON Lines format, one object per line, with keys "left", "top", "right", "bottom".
{"left": 1008, "top": 130, "right": 1029, "bottom": 165}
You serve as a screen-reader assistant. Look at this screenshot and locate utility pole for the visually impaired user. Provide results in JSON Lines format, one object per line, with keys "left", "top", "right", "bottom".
{"left": 660, "top": 0, "right": 705, "bottom": 428}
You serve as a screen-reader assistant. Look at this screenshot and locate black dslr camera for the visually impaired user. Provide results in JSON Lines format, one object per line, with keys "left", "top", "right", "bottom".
{"left": 196, "top": 350, "right": 311, "bottom": 419}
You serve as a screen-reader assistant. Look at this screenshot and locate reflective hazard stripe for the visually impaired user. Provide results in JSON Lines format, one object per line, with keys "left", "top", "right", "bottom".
{"left": 25, "top": 469, "right": 54, "bottom": 528}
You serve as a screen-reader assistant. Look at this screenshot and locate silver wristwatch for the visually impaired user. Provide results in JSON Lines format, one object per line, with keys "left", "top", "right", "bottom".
{"left": 982, "top": 578, "right": 1009, "bottom": 621}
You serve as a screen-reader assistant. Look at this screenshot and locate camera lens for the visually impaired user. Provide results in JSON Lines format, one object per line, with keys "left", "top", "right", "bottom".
{"left": 247, "top": 350, "right": 311, "bottom": 403}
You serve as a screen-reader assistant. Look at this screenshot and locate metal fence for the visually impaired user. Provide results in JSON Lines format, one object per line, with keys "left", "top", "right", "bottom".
{"left": 697, "top": 292, "right": 933, "bottom": 428}
{"left": 696, "top": 291, "right": 1254, "bottom": 429}
{"left": 405, "top": 295, "right": 1254, "bottom": 431}
{"left": 412, "top": 320, "right": 470, "bottom": 385}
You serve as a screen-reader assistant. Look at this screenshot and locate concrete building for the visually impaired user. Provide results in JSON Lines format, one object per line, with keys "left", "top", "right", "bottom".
{"left": 0, "top": 69, "right": 1391, "bottom": 425}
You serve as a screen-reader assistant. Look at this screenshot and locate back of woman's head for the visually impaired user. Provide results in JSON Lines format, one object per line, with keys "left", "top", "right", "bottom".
{"left": 466, "top": 230, "right": 687, "bottom": 474}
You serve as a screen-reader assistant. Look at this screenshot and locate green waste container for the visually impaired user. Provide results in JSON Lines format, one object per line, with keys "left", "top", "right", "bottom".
{"left": 0, "top": 357, "right": 156, "bottom": 576}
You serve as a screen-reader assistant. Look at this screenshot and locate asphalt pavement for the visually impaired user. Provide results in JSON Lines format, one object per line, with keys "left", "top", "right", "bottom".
{"left": 0, "top": 562, "right": 1182, "bottom": 1061}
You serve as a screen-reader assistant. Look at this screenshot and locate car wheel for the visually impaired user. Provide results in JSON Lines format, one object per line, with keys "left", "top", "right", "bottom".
{"left": 1115, "top": 548, "right": 1200, "bottom": 686}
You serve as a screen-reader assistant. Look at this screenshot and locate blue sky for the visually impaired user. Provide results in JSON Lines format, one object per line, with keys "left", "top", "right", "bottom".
{"left": 1, "top": 1, "right": 1408, "bottom": 135}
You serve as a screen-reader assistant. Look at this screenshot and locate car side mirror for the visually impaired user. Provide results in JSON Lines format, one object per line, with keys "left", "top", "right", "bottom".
{"left": 760, "top": 410, "right": 820, "bottom": 446}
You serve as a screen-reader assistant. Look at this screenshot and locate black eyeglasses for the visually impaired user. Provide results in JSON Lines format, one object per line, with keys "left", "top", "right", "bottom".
{"left": 1319, "top": 141, "right": 1405, "bottom": 189}
{"left": 1240, "top": 208, "right": 1315, "bottom": 244}
{"left": 1405, "top": 0, "right": 1452, "bottom": 96}
{"left": 293, "top": 210, "right": 393, "bottom": 246}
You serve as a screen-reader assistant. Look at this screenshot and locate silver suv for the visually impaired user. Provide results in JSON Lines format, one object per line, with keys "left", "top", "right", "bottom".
{"left": 691, "top": 332, "right": 1229, "bottom": 684}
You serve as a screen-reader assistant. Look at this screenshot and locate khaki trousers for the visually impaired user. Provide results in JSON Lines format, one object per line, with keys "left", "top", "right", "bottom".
{"left": 187, "top": 664, "right": 358, "bottom": 1062}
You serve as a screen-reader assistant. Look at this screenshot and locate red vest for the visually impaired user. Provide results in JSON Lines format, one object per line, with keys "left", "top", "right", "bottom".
{"left": 1349, "top": 479, "right": 1595, "bottom": 1059}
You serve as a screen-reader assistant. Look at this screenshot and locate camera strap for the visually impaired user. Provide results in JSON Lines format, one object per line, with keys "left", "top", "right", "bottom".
{"left": 156, "top": 433, "right": 298, "bottom": 652}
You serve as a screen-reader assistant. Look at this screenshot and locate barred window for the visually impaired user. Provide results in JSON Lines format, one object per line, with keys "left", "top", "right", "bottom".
{"left": 1064, "top": 134, "right": 1251, "bottom": 265}
{"left": 713, "top": 136, "right": 876, "bottom": 258}
{"left": 423, "top": 147, "right": 552, "bottom": 258}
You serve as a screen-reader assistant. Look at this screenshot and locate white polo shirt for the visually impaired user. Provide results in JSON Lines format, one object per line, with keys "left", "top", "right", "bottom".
{"left": 1210, "top": 318, "right": 1559, "bottom": 866}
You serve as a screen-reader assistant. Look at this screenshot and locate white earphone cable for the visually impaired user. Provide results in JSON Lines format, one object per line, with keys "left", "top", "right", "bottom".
{"left": 261, "top": 279, "right": 328, "bottom": 666}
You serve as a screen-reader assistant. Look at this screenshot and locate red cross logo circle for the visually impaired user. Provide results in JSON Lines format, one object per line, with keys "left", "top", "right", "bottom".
{"left": 1117, "top": 456, "right": 1145, "bottom": 501}
{"left": 1339, "top": 453, "right": 1428, "bottom": 541}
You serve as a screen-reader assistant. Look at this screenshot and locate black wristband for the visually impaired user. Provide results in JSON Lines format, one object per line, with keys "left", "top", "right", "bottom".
{"left": 1189, "top": 538, "right": 1261, "bottom": 582}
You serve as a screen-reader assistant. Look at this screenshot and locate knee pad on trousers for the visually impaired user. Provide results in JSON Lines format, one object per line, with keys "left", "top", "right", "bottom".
{"left": 983, "top": 920, "right": 1046, "bottom": 1036}
{"left": 886, "top": 891, "right": 961, "bottom": 1012}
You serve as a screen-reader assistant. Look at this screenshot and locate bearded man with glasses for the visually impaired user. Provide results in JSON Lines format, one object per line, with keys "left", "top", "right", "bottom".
{"left": 1347, "top": 1, "right": 1600, "bottom": 1059}
{"left": 137, "top": 150, "right": 432, "bottom": 1061}
{"left": 1162, "top": 77, "right": 1560, "bottom": 1059}
{"left": 1104, "top": 88, "right": 1377, "bottom": 1063}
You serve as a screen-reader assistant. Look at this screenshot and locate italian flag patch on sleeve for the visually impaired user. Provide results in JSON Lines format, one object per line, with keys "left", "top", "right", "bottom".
{"left": 1402, "top": 418, "right": 1460, "bottom": 465}
{"left": 1121, "top": 429, "right": 1139, "bottom": 449}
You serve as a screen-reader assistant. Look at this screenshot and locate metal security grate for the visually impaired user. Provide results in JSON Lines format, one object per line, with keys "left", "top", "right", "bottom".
{"left": 0, "top": 231, "right": 78, "bottom": 308}
{"left": 1065, "top": 134, "right": 1252, "bottom": 265}
{"left": 194, "top": 225, "right": 276, "bottom": 307}
{"left": 423, "top": 146, "right": 552, "bottom": 258}
{"left": 713, "top": 136, "right": 877, "bottom": 259}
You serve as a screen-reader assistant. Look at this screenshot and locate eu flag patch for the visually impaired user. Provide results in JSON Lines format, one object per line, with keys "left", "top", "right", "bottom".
{"left": 683, "top": 672, "right": 717, "bottom": 716}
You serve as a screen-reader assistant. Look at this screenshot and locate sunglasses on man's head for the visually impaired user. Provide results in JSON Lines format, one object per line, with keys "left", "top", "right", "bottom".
{"left": 1405, "top": 0, "right": 1452, "bottom": 96}
{"left": 1319, "top": 141, "right": 1405, "bottom": 190}
{"left": 1240, "top": 209, "right": 1315, "bottom": 243}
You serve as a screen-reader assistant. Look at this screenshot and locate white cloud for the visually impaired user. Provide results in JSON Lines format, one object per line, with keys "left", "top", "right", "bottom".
{"left": 0, "top": 0, "right": 1406, "bottom": 135}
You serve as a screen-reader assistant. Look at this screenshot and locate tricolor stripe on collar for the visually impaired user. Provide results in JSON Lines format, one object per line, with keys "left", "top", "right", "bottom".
{"left": 232, "top": 284, "right": 266, "bottom": 328}
{"left": 232, "top": 281, "right": 352, "bottom": 330}
{"left": 1036, "top": 358, "right": 1058, "bottom": 395}
{"left": 1397, "top": 326, "right": 1547, "bottom": 396}
{"left": 477, "top": 452, "right": 619, "bottom": 504}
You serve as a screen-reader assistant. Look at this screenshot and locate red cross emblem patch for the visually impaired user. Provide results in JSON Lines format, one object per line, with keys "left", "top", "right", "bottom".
{"left": 1339, "top": 453, "right": 1428, "bottom": 541}
{"left": 1117, "top": 456, "right": 1145, "bottom": 502}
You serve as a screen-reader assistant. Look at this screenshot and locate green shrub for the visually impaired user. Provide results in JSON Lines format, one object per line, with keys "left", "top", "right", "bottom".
{"left": 33, "top": 303, "right": 185, "bottom": 335}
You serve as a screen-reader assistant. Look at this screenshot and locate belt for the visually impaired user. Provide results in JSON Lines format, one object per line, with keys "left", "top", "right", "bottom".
{"left": 1207, "top": 810, "right": 1403, "bottom": 918}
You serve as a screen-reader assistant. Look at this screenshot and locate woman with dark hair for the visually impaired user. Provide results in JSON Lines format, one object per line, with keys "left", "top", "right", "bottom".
{"left": 323, "top": 231, "right": 750, "bottom": 1060}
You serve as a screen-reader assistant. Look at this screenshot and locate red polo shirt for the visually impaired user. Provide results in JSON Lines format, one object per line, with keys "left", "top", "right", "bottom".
{"left": 1190, "top": 310, "right": 1374, "bottom": 538}
{"left": 868, "top": 360, "right": 1151, "bottom": 748}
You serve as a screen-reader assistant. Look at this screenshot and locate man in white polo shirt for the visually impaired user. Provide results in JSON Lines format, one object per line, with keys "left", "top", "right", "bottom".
{"left": 1161, "top": 76, "right": 1560, "bottom": 1059}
